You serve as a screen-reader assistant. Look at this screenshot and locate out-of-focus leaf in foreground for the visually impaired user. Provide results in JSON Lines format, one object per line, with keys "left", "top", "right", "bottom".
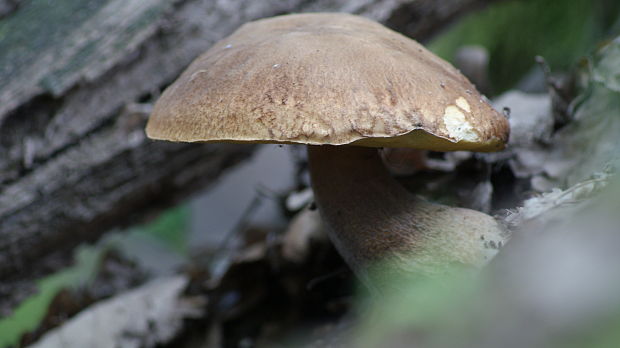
{"left": 351, "top": 36, "right": 620, "bottom": 348}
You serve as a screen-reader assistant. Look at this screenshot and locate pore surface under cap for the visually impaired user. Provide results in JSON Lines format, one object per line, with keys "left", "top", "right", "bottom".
{"left": 146, "top": 13, "right": 509, "bottom": 151}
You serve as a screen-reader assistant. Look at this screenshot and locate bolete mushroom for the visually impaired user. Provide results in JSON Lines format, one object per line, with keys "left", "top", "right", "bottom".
{"left": 146, "top": 13, "right": 510, "bottom": 290}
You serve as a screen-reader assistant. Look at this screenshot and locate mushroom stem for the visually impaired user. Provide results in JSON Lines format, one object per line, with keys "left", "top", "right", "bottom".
{"left": 307, "top": 145, "right": 506, "bottom": 290}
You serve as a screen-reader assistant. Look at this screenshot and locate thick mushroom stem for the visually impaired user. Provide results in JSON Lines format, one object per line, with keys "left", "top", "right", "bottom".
{"left": 307, "top": 145, "right": 506, "bottom": 289}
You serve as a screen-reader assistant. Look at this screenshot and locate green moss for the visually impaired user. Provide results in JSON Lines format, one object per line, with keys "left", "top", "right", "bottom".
{"left": 39, "top": 39, "right": 100, "bottom": 92}
{"left": 41, "top": 3, "right": 171, "bottom": 92}
{"left": 1, "top": 0, "right": 173, "bottom": 95}
{"left": 0, "top": 0, "right": 105, "bottom": 83}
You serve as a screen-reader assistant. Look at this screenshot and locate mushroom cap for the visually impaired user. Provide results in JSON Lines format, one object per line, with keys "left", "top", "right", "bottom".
{"left": 146, "top": 13, "right": 509, "bottom": 152}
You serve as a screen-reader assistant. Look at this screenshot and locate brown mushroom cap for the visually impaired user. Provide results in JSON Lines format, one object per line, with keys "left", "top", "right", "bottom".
{"left": 146, "top": 13, "right": 509, "bottom": 152}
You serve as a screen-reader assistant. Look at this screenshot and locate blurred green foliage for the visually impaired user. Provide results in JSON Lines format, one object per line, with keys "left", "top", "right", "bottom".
{"left": 353, "top": 273, "right": 480, "bottom": 348}
{"left": 0, "top": 248, "right": 101, "bottom": 348}
{"left": 356, "top": 258, "right": 620, "bottom": 348}
{"left": 429, "top": 0, "right": 620, "bottom": 94}
{"left": 138, "top": 205, "right": 189, "bottom": 256}
{"left": 0, "top": 205, "right": 187, "bottom": 348}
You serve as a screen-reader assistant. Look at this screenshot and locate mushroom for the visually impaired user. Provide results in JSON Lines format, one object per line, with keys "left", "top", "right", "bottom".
{"left": 146, "top": 13, "right": 510, "bottom": 291}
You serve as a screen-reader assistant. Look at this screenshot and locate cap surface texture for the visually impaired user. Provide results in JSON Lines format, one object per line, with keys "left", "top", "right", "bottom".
{"left": 146, "top": 13, "right": 509, "bottom": 151}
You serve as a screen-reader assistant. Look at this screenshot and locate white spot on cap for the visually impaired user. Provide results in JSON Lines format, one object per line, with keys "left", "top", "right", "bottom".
{"left": 224, "top": 44, "right": 232, "bottom": 48}
{"left": 374, "top": 117, "right": 386, "bottom": 134}
{"left": 273, "top": 64, "right": 280, "bottom": 68}
{"left": 444, "top": 106, "right": 479, "bottom": 142}
{"left": 455, "top": 97, "right": 471, "bottom": 113}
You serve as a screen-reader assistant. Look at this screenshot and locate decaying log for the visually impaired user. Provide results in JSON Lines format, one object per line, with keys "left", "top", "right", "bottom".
{"left": 0, "top": 0, "right": 501, "bottom": 314}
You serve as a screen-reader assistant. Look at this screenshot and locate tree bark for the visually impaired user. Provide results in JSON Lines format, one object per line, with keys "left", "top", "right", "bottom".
{"left": 0, "top": 0, "right": 502, "bottom": 315}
